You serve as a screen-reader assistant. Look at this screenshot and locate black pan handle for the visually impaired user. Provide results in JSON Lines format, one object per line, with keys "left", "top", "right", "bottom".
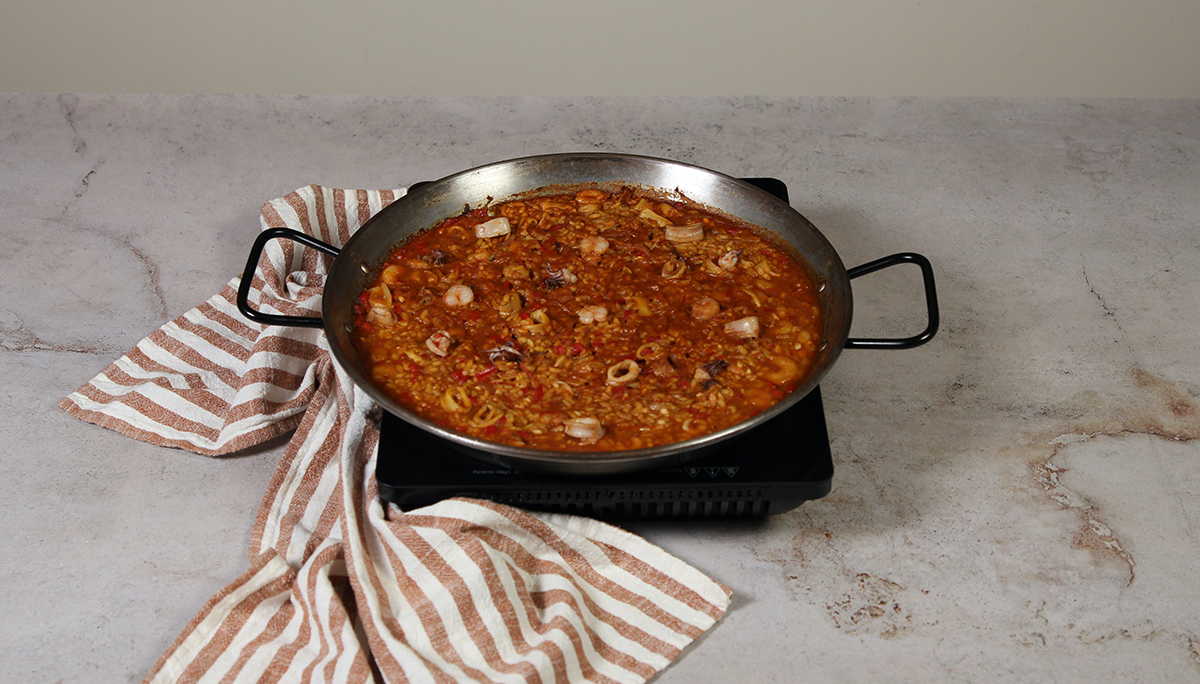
{"left": 844, "top": 252, "right": 939, "bottom": 349}
{"left": 235, "top": 227, "right": 340, "bottom": 328}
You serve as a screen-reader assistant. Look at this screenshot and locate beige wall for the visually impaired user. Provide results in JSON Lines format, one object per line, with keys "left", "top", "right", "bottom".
{"left": 3, "top": 0, "right": 1199, "bottom": 97}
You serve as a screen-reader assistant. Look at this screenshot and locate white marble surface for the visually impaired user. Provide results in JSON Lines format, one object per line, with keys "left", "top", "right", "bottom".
{"left": 3, "top": 94, "right": 1199, "bottom": 682}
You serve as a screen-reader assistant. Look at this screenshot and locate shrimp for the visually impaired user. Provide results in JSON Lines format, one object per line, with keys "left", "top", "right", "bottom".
{"left": 578, "top": 235, "right": 609, "bottom": 263}
{"left": 443, "top": 284, "right": 474, "bottom": 307}
{"left": 380, "top": 264, "right": 404, "bottom": 286}
{"left": 577, "top": 305, "right": 608, "bottom": 324}
{"left": 718, "top": 248, "right": 743, "bottom": 271}
{"left": 575, "top": 188, "right": 608, "bottom": 204}
{"left": 691, "top": 297, "right": 720, "bottom": 321}
{"left": 366, "top": 284, "right": 392, "bottom": 310}
{"left": 366, "top": 307, "right": 396, "bottom": 326}
{"left": 425, "top": 330, "right": 452, "bottom": 357}
{"left": 563, "top": 417, "right": 605, "bottom": 444}
{"left": 762, "top": 356, "right": 802, "bottom": 385}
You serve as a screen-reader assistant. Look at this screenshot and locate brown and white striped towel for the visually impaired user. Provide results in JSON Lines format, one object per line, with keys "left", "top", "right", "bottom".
{"left": 60, "top": 186, "right": 731, "bottom": 684}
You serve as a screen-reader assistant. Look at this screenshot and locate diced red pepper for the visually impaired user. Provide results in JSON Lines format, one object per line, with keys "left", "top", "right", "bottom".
{"left": 450, "top": 369, "right": 468, "bottom": 383}
{"left": 474, "top": 366, "right": 498, "bottom": 380}
{"left": 482, "top": 425, "right": 499, "bottom": 436}
{"left": 570, "top": 342, "right": 587, "bottom": 356}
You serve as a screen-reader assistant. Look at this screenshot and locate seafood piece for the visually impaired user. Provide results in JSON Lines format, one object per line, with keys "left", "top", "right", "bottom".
{"left": 762, "top": 356, "right": 802, "bottom": 385}
{"left": 718, "top": 248, "right": 742, "bottom": 271}
{"left": 578, "top": 235, "right": 609, "bottom": 262}
{"left": 443, "top": 284, "right": 474, "bottom": 307}
{"left": 700, "top": 359, "right": 729, "bottom": 378}
{"left": 471, "top": 404, "right": 505, "bottom": 428}
{"left": 366, "top": 307, "right": 396, "bottom": 326}
{"left": 635, "top": 342, "right": 666, "bottom": 361}
{"left": 440, "top": 387, "right": 472, "bottom": 412}
{"left": 639, "top": 208, "right": 671, "bottom": 227}
{"left": 664, "top": 223, "right": 704, "bottom": 243}
{"left": 662, "top": 254, "right": 687, "bottom": 278}
{"left": 423, "top": 249, "right": 451, "bottom": 266}
{"left": 542, "top": 265, "right": 577, "bottom": 290}
{"left": 482, "top": 341, "right": 523, "bottom": 363}
{"left": 380, "top": 264, "right": 404, "bottom": 285}
{"left": 366, "top": 284, "right": 392, "bottom": 310}
{"left": 691, "top": 297, "right": 720, "bottom": 320}
{"left": 575, "top": 188, "right": 608, "bottom": 204}
{"left": 693, "top": 359, "right": 729, "bottom": 389}
{"left": 474, "top": 217, "right": 511, "bottom": 239}
{"left": 563, "top": 417, "right": 605, "bottom": 443}
{"left": 725, "top": 316, "right": 760, "bottom": 339}
{"left": 606, "top": 360, "right": 640, "bottom": 385}
{"left": 493, "top": 292, "right": 521, "bottom": 316}
{"left": 523, "top": 309, "right": 552, "bottom": 334}
{"left": 577, "top": 305, "right": 608, "bottom": 324}
{"left": 426, "top": 330, "right": 452, "bottom": 357}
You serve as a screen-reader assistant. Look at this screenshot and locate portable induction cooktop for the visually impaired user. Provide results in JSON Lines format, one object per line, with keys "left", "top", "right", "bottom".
{"left": 375, "top": 178, "right": 834, "bottom": 519}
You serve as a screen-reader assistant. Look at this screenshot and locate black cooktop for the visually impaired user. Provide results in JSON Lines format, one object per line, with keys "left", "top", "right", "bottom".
{"left": 374, "top": 178, "right": 834, "bottom": 519}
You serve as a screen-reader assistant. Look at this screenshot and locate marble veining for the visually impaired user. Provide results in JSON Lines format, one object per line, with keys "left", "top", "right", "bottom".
{"left": 2, "top": 94, "right": 1199, "bottom": 683}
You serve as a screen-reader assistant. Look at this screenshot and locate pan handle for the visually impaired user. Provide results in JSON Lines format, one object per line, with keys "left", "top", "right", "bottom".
{"left": 235, "top": 227, "right": 340, "bottom": 328}
{"left": 844, "top": 252, "right": 939, "bottom": 349}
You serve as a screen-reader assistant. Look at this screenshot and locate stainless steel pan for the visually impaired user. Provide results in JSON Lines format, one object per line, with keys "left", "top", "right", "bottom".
{"left": 236, "top": 153, "right": 938, "bottom": 475}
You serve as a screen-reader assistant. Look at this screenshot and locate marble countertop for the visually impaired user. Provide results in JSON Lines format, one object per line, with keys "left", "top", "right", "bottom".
{"left": 3, "top": 94, "right": 1199, "bottom": 682}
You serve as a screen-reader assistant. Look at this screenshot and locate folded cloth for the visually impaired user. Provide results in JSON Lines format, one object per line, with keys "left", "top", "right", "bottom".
{"left": 59, "top": 186, "right": 731, "bottom": 684}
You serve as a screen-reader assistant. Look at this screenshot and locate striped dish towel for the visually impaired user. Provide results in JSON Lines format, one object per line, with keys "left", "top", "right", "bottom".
{"left": 59, "top": 186, "right": 731, "bottom": 684}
